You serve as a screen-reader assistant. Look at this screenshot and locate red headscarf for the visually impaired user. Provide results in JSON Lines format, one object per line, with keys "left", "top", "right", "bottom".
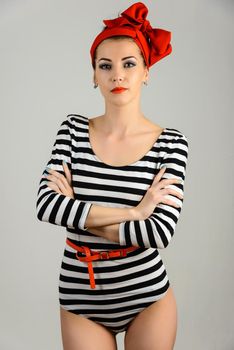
{"left": 90, "top": 2, "right": 172, "bottom": 69}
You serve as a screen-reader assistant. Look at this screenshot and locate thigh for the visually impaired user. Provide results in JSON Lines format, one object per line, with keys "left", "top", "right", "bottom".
{"left": 60, "top": 306, "right": 117, "bottom": 350}
{"left": 124, "top": 287, "right": 177, "bottom": 350}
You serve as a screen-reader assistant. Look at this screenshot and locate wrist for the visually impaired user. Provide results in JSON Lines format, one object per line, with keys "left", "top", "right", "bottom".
{"left": 129, "top": 207, "right": 144, "bottom": 221}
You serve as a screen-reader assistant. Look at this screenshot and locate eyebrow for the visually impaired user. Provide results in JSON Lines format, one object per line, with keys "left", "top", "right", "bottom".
{"left": 98, "top": 56, "right": 137, "bottom": 62}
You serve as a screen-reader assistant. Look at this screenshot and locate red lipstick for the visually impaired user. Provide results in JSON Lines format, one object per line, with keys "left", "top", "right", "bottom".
{"left": 111, "top": 87, "right": 128, "bottom": 93}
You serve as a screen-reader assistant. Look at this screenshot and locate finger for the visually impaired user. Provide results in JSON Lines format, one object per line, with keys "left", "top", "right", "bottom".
{"left": 63, "top": 161, "right": 72, "bottom": 185}
{"left": 49, "top": 178, "right": 74, "bottom": 199}
{"left": 47, "top": 167, "right": 74, "bottom": 196}
{"left": 161, "top": 188, "right": 183, "bottom": 199}
{"left": 152, "top": 167, "right": 167, "bottom": 185}
{"left": 47, "top": 181, "right": 63, "bottom": 194}
{"left": 48, "top": 169, "right": 71, "bottom": 191}
{"left": 151, "top": 178, "right": 181, "bottom": 192}
{"left": 160, "top": 178, "right": 182, "bottom": 187}
{"left": 161, "top": 197, "right": 181, "bottom": 208}
{"left": 152, "top": 167, "right": 174, "bottom": 187}
{"left": 47, "top": 174, "right": 68, "bottom": 194}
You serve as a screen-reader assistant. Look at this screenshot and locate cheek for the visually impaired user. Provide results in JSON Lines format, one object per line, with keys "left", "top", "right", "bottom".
{"left": 99, "top": 84, "right": 111, "bottom": 96}
{"left": 130, "top": 76, "right": 144, "bottom": 89}
{"left": 129, "top": 70, "right": 144, "bottom": 83}
{"left": 99, "top": 75, "right": 111, "bottom": 89}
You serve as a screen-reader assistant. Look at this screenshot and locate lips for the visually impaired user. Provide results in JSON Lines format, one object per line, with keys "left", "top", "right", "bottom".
{"left": 111, "top": 87, "right": 128, "bottom": 93}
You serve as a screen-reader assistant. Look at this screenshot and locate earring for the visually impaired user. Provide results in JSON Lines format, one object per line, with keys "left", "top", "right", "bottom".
{"left": 143, "top": 81, "right": 148, "bottom": 86}
{"left": 94, "top": 82, "right": 98, "bottom": 88}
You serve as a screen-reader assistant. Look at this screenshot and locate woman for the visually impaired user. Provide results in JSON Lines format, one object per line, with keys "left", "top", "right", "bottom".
{"left": 36, "top": 2, "right": 189, "bottom": 349}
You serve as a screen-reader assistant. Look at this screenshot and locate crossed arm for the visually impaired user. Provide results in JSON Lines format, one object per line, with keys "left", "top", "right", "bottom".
{"left": 43, "top": 163, "right": 139, "bottom": 243}
{"left": 37, "top": 116, "right": 188, "bottom": 249}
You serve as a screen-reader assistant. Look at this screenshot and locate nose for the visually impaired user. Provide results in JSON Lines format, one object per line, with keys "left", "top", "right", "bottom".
{"left": 112, "top": 76, "right": 124, "bottom": 83}
{"left": 111, "top": 66, "right": 124, "bottom": 83}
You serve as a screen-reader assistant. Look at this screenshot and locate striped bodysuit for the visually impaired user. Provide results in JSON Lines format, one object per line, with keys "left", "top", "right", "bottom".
{"left": 36, "top": 114, "right": 189, "bottom": 335}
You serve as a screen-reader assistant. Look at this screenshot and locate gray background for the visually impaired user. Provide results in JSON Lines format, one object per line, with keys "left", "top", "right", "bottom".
{"left": 0, "top": 0, "right": 233, "bottom": 349}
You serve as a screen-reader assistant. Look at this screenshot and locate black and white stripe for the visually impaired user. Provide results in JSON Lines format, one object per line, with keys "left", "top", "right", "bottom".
{"left": 36, "top": 114, "right": 189, "bottom": 334}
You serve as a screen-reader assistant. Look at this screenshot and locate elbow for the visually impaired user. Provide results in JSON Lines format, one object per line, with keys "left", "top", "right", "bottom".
{"left": 36, "top": 212, "right": 42, "bottom": 222}
{"left": 156, "top": 229, "right": 174, "bottom": 249}
{"left": 161, "top": 239, "right": 170, "bottom": 249}
{"left": 36, "top": 204, "right": 43, "bottom": 222}
{"left": 36, "top": 185, "right": 52, "bottom": 223}
{"left": 36, "top": 193, "right": 47, "bottom": 223}
{"left": 149, "top": 215, "right": 177, "bottom": 249}
{"left": 157, "top": 241, "right": 169, "bottom": 249}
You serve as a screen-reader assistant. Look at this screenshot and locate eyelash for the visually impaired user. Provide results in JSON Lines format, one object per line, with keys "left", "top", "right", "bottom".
{"left": 98, "top": 61, "right": 136, "bottom": 70}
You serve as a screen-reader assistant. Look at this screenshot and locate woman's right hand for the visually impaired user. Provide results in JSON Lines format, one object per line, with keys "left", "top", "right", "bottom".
{"left": 134, "top": 167, "right": 184, "bottom": 220}
{"left": 44, "top": 161, "right": 75, "bottom": 199}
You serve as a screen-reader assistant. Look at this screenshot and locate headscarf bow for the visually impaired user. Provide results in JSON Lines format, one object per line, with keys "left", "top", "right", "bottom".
{"left": 90, "top": 2, "right": 172, "bottom": 69}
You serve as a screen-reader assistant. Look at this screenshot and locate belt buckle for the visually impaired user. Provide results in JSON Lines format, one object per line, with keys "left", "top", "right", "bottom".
{"left": 119, "top": 250, "right": 126, "bottom": 257}
{"left": 100, "top": 251, "right": 110, "bottom": 260}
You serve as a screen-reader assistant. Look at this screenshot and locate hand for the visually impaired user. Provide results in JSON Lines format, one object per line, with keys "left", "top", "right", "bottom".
{"left": 44, "top": 161, "right": 75, "bottom": 199}
{"left": 135, "top": 167, "right": 184, "bottom": 220}
{"left": 88, "top": 224, "right": 120, "bottom": 243}
{"left": 87, "top": 225, "right": 108, "bottom": 239}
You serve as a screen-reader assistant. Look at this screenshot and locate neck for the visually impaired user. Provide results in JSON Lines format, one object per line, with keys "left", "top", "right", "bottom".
{"left": 101, "top": 100, "right": 147, "bottom": 137}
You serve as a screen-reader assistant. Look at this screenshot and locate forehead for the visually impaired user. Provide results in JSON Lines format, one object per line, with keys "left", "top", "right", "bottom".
{"left": 96, "top": 39, "right": 141, "bottom": 58}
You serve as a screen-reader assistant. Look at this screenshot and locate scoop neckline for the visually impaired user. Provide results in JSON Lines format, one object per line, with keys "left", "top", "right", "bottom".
{"left": 87, "top": 118, "right": 167, "bottom": 169}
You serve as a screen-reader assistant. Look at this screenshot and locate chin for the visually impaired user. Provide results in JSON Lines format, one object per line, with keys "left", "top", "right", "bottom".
{"left": 110, "top": 98, "right": 134, "bottom": 107}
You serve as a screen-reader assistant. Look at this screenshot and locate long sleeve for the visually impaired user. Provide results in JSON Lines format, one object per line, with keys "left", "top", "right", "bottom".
{"left": 118, "top": 134, "right": 189, "bottom": 249}
{"left": 36, "top": 115, "right": 92, "bottom": 231}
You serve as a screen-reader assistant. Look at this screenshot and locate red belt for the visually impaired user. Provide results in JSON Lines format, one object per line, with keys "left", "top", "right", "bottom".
{"left": 66, "top": 238, "right": 139, "bottom": 289}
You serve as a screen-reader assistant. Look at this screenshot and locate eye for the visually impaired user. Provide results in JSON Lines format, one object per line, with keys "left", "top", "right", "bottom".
{"left": 124, "top": 61, "right": 136, "bottom": 68}
{"left": 98, "top": 61, "right": 136, "bottom": 70}
{"left": 98, "top": 63, "right": 111, "bottom": 70}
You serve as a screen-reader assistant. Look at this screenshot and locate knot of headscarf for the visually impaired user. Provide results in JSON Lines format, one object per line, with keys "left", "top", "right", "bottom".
{"left": 103, "top": 3, "right": 151, "bottom": 33}
{"left": 90, "top": 2, "right": 172, "bottom": 68}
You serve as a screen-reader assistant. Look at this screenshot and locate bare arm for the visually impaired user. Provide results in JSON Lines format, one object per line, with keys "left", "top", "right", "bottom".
{"left": 43, "top": 164, "right": 138, "bottom": 232}
{"left": 84, "top": 204, "right": 138, "bottom": 229}
{"left": 87, "top": 223, "right": 120, "bottom": 243}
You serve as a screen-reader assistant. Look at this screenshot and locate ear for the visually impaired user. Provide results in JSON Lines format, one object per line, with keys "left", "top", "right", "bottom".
{"left": 93, "top": 73, "right": 96, "bottom": 84}
{"left": 144, "top": 67, "right": 149, "bottom": 81}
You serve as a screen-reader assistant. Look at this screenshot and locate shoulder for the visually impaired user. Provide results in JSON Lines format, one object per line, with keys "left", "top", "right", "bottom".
{"left": 162, "top": 128, "right": 189, "bottom": 161}
{"left": 56, "top": 114, "right": 89, "bottom": 138}
{"left": 164, "top": 127, "right": 188, "bottom": 147}
{"left": 65, "top": 113, "right": 89, "bottom": 126}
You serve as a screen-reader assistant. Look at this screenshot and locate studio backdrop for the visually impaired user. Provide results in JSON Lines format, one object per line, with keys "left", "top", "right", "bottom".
{"left": 0, "top": 0, "right": 233, "bottom": 349}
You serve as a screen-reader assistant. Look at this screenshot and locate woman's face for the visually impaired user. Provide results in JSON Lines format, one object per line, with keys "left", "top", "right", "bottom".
{"left": 93, "top": 39, "right": 149, "bottom": 105}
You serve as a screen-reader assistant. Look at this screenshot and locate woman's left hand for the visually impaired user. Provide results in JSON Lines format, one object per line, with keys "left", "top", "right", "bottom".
{"left": 44, "top": 161, "right": 75, "bottom": 199}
